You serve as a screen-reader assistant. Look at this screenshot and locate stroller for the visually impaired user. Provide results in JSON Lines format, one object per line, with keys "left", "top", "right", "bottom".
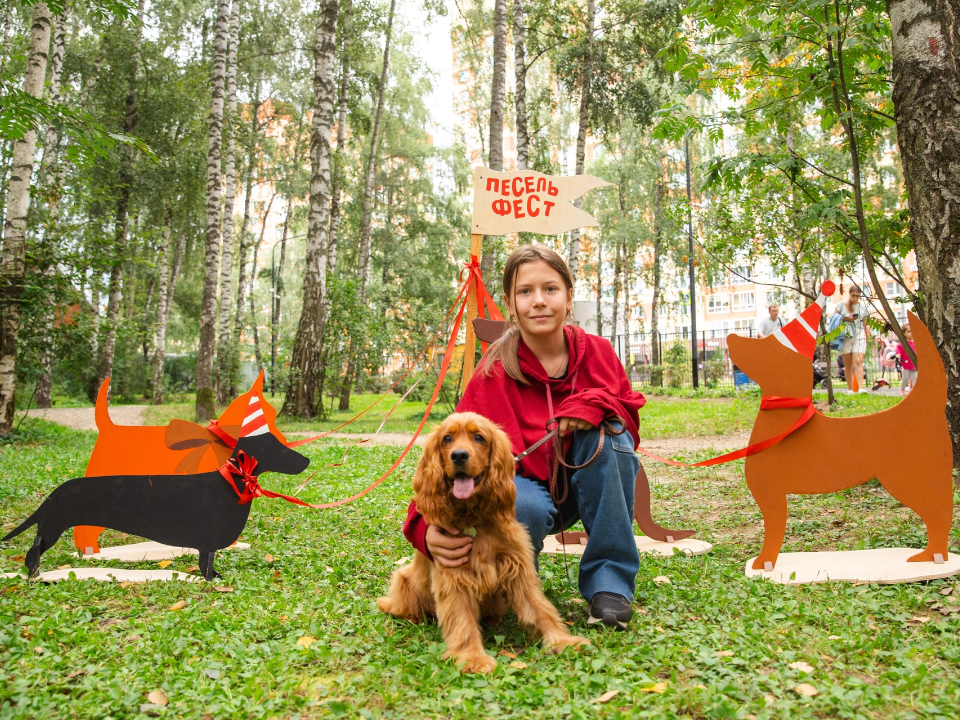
{"left": 871, "top": 337, "right": 901, "bottom": 391}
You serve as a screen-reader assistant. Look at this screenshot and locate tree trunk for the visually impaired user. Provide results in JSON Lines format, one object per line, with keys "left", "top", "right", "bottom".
{"left": 282, "top": 0, "right": 340, "bottom": 418}
{"left": 271, "top": 196, "right": 291, "bottom": 393}
{"left": 650, "top": 174, "right": 664, "bottom": 365}
{"left": 0, "top": 3, "right": 51, "bottom": 432}
{"left": 356, "top": 0, "right": 396, "bottom": 294}
{"left": 566, "top": 0, "right": 595, "bottom": 280}
{"left": 480, "top": 0, "right": 508, "bottom": 281}
{"left": 34, "top": 9, "right": 67, "bottom": 409}
{"left": 248, "top": 194, "right": 274, "bottom": 370}
{"left": 595, "top": 234, "right": 603, "bottom": 337}
{"left": 327, "top": 0, "right": 352, "bottom": 273}
{"left": 194, "top": 0, "right": 231, "bottom": 420}
{"left": 233, "top": 96, "right": 261, "bottom": 359}
{"left": 96, "top": 0, "right": 145, "bottom": 398}
{"left": 216, "top": 0, "right": 241, "bottom": 404}
{"left": 152, "top": 207, "right": 174, "bottom": 404}
{"left": 342, "top": 0, "right": 394, "bottom": 412}
{"left": 611, "top": 237, "right": 623, "bottom": 345}
{"left": 513, "top": 0, "right": 528, "bottom": 170}
{"left": 887, "top": 0, "right": 960, "bottom": 465}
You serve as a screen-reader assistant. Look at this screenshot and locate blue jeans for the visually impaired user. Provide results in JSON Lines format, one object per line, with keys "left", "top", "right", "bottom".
{"left": 514, "top": 424, "right": 640, "bottom": 602}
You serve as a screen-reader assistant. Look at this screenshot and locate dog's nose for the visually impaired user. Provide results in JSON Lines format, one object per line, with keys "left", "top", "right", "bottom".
{"left": 451, "top": 449, "right": 469, "bottom": 465}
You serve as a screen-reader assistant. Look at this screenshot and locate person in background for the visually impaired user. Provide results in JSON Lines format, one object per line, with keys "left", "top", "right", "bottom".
{"left": 896, "top": 324, "right": 917, "bottom": 395}
{"left": 757, "top": 304, "right": 784, "bottom": 338}
{"left": 833, "top": 284, "right": 871, "bottom": 392}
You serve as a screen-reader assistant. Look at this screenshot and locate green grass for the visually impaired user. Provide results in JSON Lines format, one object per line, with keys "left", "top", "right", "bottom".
{"left": 2, "top": 418, "right": 959, "bottom": 718}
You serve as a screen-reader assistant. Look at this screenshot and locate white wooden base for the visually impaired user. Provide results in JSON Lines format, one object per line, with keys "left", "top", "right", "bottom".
{"left": 541, "top": 534, "right": 712, "bottom": 557}
{"left": 78, "top": 541, "right": 250, "bottom": 562}
{"left": 745, "top": 548, "right": 960, "bottom": 586}
{"left": 3, "top": 568, "right": 202, "bottom": 583}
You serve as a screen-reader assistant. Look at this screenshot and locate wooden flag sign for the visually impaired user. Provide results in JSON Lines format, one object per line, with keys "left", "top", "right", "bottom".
{"left": 470, "top": 166, "right": 612, "bottom": 236}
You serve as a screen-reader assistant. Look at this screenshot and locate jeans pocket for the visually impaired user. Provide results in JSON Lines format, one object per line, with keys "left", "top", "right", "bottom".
{"left": 606, "top": 423, "right": 633, "bottom": 453}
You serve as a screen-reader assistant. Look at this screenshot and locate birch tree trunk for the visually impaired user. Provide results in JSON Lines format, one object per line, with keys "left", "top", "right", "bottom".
{"left": 282, "top": 0, "right": 340, "bottom": 418}
{"left": 327, "top": 0, "right": 352, "bottom": 273}
{"left": 356, "top": 0, "right": 395, "bottom": 293}
{"left": 216, "top": 0, "right": 241, "bottom": 404}
{"left": 194, "top": 0, "right": 231, "bottom": 420}
{"left": 887, "top": 0, "right": 960, "bottom": 466}
{"left": 152, "top": 207, "right": 174, "bottom": 404}
{"left": 650, "top": 174, "right": 664, "bottom": 366}
{"left": 95, "top": 0, "right": 145, "bottom": 398}
{"left": 566, "top": 0, "right": 594, "bottom": 280}
{"left": 35, "top": 9, "right": 67, "bottom": 409}
{"left": 595, "top": 235, "right": 603, "bottom": 336}
{"left": 248, "top": 194, "right": 274, "bottom": 370}
{"left": 340, "top": 0, "right": 394, "bottom": 411}
{"left": 480, "top": 0, "right": 508, "bottom": 280}
{"left": 0, "top": 2, "right": 51, "bottom": 433}
{"left": 513, "top": 0, "right": 528, "bottom": 170}
{"left": 271, "top": 197, "right": 291, "bottom": 393}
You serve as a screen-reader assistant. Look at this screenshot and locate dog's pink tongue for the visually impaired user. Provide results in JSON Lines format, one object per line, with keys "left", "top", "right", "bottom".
{"left": 453, "top": 476, "right": 475, "bottom": 499}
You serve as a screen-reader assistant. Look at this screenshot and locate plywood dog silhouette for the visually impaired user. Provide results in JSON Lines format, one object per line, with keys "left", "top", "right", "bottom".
{"left": 2, "top": 395, "right": 309, "bottom": 580}
{"left": 727, "top": 282, "right": 952, "bottom": 570}
{"left": 73, "top": 372, "right": 286, "bottom": 554}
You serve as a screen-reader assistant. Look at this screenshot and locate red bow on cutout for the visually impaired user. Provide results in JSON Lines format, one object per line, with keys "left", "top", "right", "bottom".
{"left": 218, "top": 450, "right": 315, "bottom": 507}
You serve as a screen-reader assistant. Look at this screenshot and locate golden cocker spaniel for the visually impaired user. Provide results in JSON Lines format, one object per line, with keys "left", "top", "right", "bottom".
{"left": 377, "top": 412, "right": 589, "bottom": 673}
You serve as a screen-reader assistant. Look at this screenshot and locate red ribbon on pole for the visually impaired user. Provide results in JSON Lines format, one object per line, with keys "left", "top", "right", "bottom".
{"left": 636, "top": 397, "right": 817, "bottom": 468}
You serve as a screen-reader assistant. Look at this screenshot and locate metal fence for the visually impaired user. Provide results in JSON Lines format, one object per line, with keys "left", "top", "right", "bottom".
{"left": 609, "top": 330, "right": 900, "bottom": 391}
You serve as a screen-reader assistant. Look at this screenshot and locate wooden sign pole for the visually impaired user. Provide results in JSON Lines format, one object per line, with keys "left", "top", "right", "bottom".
{"left": 461, "top": 233, "right": 483, "bottom": 388}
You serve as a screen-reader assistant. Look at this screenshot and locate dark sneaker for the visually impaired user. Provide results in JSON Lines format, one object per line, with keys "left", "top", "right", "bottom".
{"left": 588, "top": 592, "right": 632, "bottom": 631}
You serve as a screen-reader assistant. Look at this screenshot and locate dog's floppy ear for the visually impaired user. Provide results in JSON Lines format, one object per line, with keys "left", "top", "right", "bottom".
{"left": 484, "top": 421, "right": 517, "bottom": 516}
{"left": 412, "top": 425, "right": 450, "bottom": 525}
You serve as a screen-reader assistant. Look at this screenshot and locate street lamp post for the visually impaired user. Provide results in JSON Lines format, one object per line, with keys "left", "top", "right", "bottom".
{"left": 685, "top": 132, "right": 699, "bottom": 389}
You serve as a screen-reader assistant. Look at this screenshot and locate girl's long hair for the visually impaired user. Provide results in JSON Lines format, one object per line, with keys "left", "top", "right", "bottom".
{"left": 480, "top": 245, "right": 575, "bottom": 384}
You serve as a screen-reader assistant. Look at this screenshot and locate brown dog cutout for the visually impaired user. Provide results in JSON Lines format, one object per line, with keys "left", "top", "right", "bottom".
{"left": 727, "top": 312, "right": 953, "bottom": 570}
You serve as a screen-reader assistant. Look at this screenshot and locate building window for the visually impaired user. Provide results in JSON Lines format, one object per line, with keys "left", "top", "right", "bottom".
{"left": 708, "top": 293, "right": 730, "bottom": 314}
{"left": 732, "top": 291, "right": 755, "bottom": 312}
{"left": 731, "top": 266, "right": 754, "bottom": 285}
{"left": 734, "top": 319, "right": 755, "bottom": 335}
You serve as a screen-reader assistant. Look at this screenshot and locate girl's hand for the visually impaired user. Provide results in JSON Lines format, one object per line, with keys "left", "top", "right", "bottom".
{"left": 557, "top": 416, "right": 594, "bottom": 437}
{"left": 425, "top": 523, "right": 472, "bottom": 568}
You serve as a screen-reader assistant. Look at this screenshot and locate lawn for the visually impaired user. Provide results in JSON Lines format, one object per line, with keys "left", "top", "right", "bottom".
{"left": 3, "top": 395, "right": 957, "bottom": 719}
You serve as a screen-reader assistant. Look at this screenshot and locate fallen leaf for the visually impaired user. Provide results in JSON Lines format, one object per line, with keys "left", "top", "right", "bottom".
{"left": 789, "top": 661, "right": 814, "bottom": 673}
{"left": 45, "top": 465, "right": 52, "bottom": 472}
{"left": 909, "top": 616, "right": 931, "bottom": 624}
{"left": 169, "top": 600, "right": 187, "bottom": 611}
{"left": 793, "top": 683, "right": 818, "bottom": 697}
{"left": 564, "top": 620, "right": 574, "bottom": 626}
{"left": 338, "top": 551, "right": 347, "bottom": 556}
{"left": 34, "top": 646, "right": 43, "bottom": 654}
{"left": 98, "top": 618, "right": 120, "bottom": 628}
{"left": 379, "top": 550, "right": 390, "bottom": 555}
{"left": 394, "top": 557, "right": 410, "bottom": 566}
{"left": 157, "top": 560, "right": 171, "bottom": 569}
{"left": 940, "top": 606, "right": 959, "bottom": 616}
{"left": 940, "top": 586, "right": 955, "bottom": 596}
{"left": 57, "top": 564, "right": 72, "bottom": 570}
{"left": 66, "top": 670, "right": 86, "bottom": 680}
{"left": 641, "top": 682, "right": 668, "bottom": 694}
{"left": 652, "top": 576, "right": 671, "bottom": 585}
{"left": 212, "top": 586, "right": 234, "bottom": 593}
{"left": 297, "top": 635, "right": 316, "bottom": 648}
{"left": 509, "top": 661, "right": 527, "bottom": 669}
{"left": 716, "top": 650, "right": 734, "bottom": 658}
{"left": 324, "top": 566, "right": 334, "bottom": 572}
{"left": 147, "top": 689, "right": 169, "bottom": 706}
{"left": 827, "top": 635, "right": 842, "bottom": 640}
{"left": 119, "top": 582, "right": 135, "bottom": 588}
{"left": 11, "top": 554, "right": 24, "bottom": 562}
{"left": 273, "top": 570, "right": 281, "bottom": 580}
{"left": 498, "top": 650, "right": 516, "bottom": 659}
{"left": 596, "top": 689, "right": 620, "bottom": 703}
{"left": 279, "top": 614, "right": 288, "bottom": 622}
{"left": 186, "top": 565, "right": 198, "bottom": 573}
{"left": 140, "top": 704, "right": 162, "bottom": 717}
{"left": 264, "top": 554, "right": 275, "bottom": 563}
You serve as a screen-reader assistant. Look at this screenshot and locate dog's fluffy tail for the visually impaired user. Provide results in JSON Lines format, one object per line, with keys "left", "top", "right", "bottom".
{"left": 2, "top": 511, "right": 39, "bottom": 542}
{"left": 95, "top": 378, "right": 115, "bottom": 432}
{"left": 904, "top": 312, "right": 947, "bottom": 401}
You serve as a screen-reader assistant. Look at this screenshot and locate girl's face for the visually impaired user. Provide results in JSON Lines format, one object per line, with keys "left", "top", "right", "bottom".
{"left": 904, "top": 326, "right": 913, "bottom": 341}
{"left": 505, "top": 260, "right": 573, "bottom": 340}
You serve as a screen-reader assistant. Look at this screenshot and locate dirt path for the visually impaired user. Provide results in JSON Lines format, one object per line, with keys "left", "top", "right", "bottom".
{"left": 21, "top": 405, "right": 147, "bottom": 432}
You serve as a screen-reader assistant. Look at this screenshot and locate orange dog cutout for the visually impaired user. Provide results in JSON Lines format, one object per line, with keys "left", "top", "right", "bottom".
{"left": 74, "top": 371, "right": 286, "bottom": 554}
{"left": 727, "top": 300, "right": 953, "bottom": 571}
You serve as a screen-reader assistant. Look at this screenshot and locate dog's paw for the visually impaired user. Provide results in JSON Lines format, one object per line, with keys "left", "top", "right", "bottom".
{"left": 544, "top": 634, "right": 591, "bottom": 655}
{"left": 453, "top": 652, "right": 497, "bottom": 674}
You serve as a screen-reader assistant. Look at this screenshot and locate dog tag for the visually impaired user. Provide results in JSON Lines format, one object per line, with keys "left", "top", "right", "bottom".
{"left": 934, "top": 553, "right": 945, "bottom": 565}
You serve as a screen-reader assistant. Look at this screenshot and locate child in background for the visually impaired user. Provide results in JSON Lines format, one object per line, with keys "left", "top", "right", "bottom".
{"left": 896, "top": 325, "right": 917, "bottom": 395}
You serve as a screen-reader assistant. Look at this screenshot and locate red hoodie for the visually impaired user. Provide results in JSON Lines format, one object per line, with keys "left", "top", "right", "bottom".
{"left": 402, "top": 324, "right": 646, "bottom": 557}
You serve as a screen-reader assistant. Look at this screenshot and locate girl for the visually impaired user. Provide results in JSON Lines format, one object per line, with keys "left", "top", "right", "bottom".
{"left": 403, "top": 245, "right": 646, "bottom": 630}
{"left": 896, "top": 324, "right": 917, "bottom": 395}
{"left": 833, "top": 284, "right": 871, "bottom": 392}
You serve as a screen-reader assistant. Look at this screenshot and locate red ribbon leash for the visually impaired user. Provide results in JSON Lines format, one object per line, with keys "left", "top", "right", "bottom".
{"left": 636, "top": 396, "right": 817, "bottom": 468}
{"left": 219, "top": 450, "right": 316, "bottom": 507}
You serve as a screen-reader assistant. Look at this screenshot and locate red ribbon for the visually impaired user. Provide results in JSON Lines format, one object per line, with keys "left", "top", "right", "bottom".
{"left": 636, "top": 396, "right": 818, "bottom": 468}
{"left": 218, "top": 450, "right": 315, "bottom": 507}
{"left": 207, "top": 419, "right": 238, "bottom": 448}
